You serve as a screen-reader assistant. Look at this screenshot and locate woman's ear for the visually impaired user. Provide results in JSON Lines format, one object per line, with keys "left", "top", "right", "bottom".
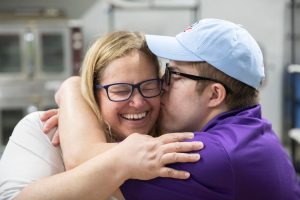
{"left": 207, "top": 83, "right": 226, "bottom": 107}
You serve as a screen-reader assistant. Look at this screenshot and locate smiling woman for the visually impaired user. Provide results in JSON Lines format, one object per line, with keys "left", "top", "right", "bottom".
{"left": 81, "top": 31, "right": 161, "bottom": 141}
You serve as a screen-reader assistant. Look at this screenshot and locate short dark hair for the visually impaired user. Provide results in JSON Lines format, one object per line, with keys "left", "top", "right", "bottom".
{"left": 193, "top": 62, "right": 259, "bottom": 110}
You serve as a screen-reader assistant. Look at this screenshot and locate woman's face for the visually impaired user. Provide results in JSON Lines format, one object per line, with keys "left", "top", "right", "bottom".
{"left": 97, "top": 50, "right": 160, "bottom": 140}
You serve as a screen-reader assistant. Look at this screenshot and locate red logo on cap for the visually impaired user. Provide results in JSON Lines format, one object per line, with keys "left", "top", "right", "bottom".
{"left": 184, "top": 27, "right": 192, "bottom": 32}
{"left": 184, "top": 21, "right": 198, "bottom": 32}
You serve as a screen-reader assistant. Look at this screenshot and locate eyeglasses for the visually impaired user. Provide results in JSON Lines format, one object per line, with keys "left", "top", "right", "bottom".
{"left": 163, "top": 63, "right": 232, "bottom": 93}
{"left": 95, "top": 78, "right": 162, "bottom": 102}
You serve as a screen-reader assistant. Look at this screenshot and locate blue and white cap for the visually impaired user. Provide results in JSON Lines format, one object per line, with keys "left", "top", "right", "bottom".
{"left": 145, "top": 18, "right": 265, "bottom": 89}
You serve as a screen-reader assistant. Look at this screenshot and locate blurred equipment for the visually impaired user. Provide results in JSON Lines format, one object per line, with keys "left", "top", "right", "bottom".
{"left": 107, "top": 0, "right": 200, "bottom": 34}
{"left": 286, "top": 64, "right": 300, "bottom": 172}
{"left": 0, "top": 10, "right": 83, "bottom": 153}
{"left": 285, "top": 0, "right": 300, "bottom": 173}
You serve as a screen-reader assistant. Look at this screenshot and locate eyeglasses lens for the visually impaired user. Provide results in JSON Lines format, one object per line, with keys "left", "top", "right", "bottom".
{"left": 107, "top": 79, "right": 161, "bottom": 102}
{"left": 140, "top": 79, "right": 161, "bottom": 97}
{"left": 108, "top": 84, "right": 131, "bottom": 101}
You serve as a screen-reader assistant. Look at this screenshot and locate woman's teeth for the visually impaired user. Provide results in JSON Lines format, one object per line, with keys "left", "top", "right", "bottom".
{"left": 122, "top": 112, "right": 147, "bottom": 120}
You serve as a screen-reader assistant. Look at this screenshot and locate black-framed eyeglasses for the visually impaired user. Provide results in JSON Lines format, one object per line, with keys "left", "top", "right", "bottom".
{"left": 163, "top": 63, "right": 232, "bottom": 93}
{"left": 95, "top": 78, "right": 162, "bottom": 102}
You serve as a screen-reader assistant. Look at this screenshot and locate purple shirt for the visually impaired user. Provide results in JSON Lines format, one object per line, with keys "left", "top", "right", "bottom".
{"left": 121, "top": 105, "right": 300, "bottom": 200}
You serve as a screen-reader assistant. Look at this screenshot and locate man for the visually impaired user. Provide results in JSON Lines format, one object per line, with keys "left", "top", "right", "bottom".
{"left": 119, "top": 18, "right": 300, "bottom": 199}
{"left": 45, "top": 18, "right": 300, "bottom": 199}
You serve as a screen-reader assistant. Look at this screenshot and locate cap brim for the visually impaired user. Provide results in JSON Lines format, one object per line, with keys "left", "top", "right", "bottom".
{"left": 145, "top": 35, "right": 203, "bottom": 62}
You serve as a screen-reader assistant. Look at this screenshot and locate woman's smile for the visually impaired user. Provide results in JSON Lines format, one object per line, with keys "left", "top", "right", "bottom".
{"left": 121, "top": 111, "right": 147, "bottom": 120}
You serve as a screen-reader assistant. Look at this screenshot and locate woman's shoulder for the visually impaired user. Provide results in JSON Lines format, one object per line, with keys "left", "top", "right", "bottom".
{"left": 15, "top": 111, "right": 44, "bottom": 129}
{"left": 10, "top": 111, "right": 57, "bottom": 146}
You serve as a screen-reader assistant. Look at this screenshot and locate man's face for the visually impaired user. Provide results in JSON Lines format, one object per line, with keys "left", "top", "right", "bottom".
{"left": 159, "top": 61, "right": 210, "bottom": 133}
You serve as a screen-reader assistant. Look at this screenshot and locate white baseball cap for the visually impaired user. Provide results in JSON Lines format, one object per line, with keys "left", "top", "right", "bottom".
{"left": 145, "top": 18, "right": 265, "bottom": 89}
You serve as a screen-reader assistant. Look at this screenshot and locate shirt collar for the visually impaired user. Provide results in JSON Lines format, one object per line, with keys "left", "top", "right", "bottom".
{"left": 201, "top": 104, "right": 261, "bottom": 132}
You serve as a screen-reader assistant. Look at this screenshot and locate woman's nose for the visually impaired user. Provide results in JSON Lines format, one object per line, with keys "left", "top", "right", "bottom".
{"left": 128, "top": 90, "right": 146, "bottom": 107}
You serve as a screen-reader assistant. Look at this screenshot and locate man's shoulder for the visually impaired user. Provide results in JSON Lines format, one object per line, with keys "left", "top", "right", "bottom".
{"left": 192, "top": 131, "right": 230, "bottom": 154}
{"left": 185, "top": 132, "right": 234, "bottom": 175}
{"left": 121, "top": 133, "right": 235, "bottom": 200}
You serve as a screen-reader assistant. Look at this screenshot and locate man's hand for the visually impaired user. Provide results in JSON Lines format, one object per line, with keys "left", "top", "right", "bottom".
{"left": 115, "top": 132, "right": 204, "bottom": 180}
{"left": 40, "top": 109, "right": 60, "bottom": 146}
{"left": 41, "top": 109, "right": 59, "bottom": 132}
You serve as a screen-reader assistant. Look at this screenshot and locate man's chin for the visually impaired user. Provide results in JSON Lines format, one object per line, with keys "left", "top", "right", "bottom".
{"left": 158, "top": 113, "right": 174, "bottom": 133}
{"left": 158, "top": 120, "right": 168, "bottom": 134}
{"left": 158, "top": 122, "right": 174, "bottom": 134}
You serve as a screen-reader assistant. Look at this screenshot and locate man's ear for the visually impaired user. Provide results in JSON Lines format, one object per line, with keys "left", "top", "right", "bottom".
{"left": 207, "top": 83, "right": 226, "bottom": 107}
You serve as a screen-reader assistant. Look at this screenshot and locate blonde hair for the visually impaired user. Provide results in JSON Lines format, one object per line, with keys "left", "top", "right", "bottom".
{"left": 80, "top": 31, "right": 160, "bottom": 140}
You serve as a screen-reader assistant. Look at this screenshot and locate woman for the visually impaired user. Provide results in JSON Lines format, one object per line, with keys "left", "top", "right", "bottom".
{"left": 57, "top": 31, "right": 162, "bottom": 168}
{"left": 0, "top": 31, "right": 203, "bottom": 200}
{"left": 82, "top": 31, "right": 161, "bottom": 141}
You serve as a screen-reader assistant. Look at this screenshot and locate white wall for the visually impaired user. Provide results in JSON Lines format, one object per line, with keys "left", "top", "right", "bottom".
{"left": 80, "top": 0, "right": 198, "bottom": 49}
{"left": 81, "top": 0, "right": 291, "bottom": 139}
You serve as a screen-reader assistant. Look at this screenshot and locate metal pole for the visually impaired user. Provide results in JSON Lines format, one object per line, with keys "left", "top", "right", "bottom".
{"left": 291, "top": 0, "right": 295, "bottom": 64}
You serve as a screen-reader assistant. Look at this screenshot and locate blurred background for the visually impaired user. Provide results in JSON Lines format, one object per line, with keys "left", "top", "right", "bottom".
{"left": 0, "top": 0, "right": 300, "bottom": 171}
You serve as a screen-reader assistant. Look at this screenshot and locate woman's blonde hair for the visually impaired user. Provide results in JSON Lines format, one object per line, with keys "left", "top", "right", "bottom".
{"left": 80, "top": 31, "right": 160, "bottom": 140}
